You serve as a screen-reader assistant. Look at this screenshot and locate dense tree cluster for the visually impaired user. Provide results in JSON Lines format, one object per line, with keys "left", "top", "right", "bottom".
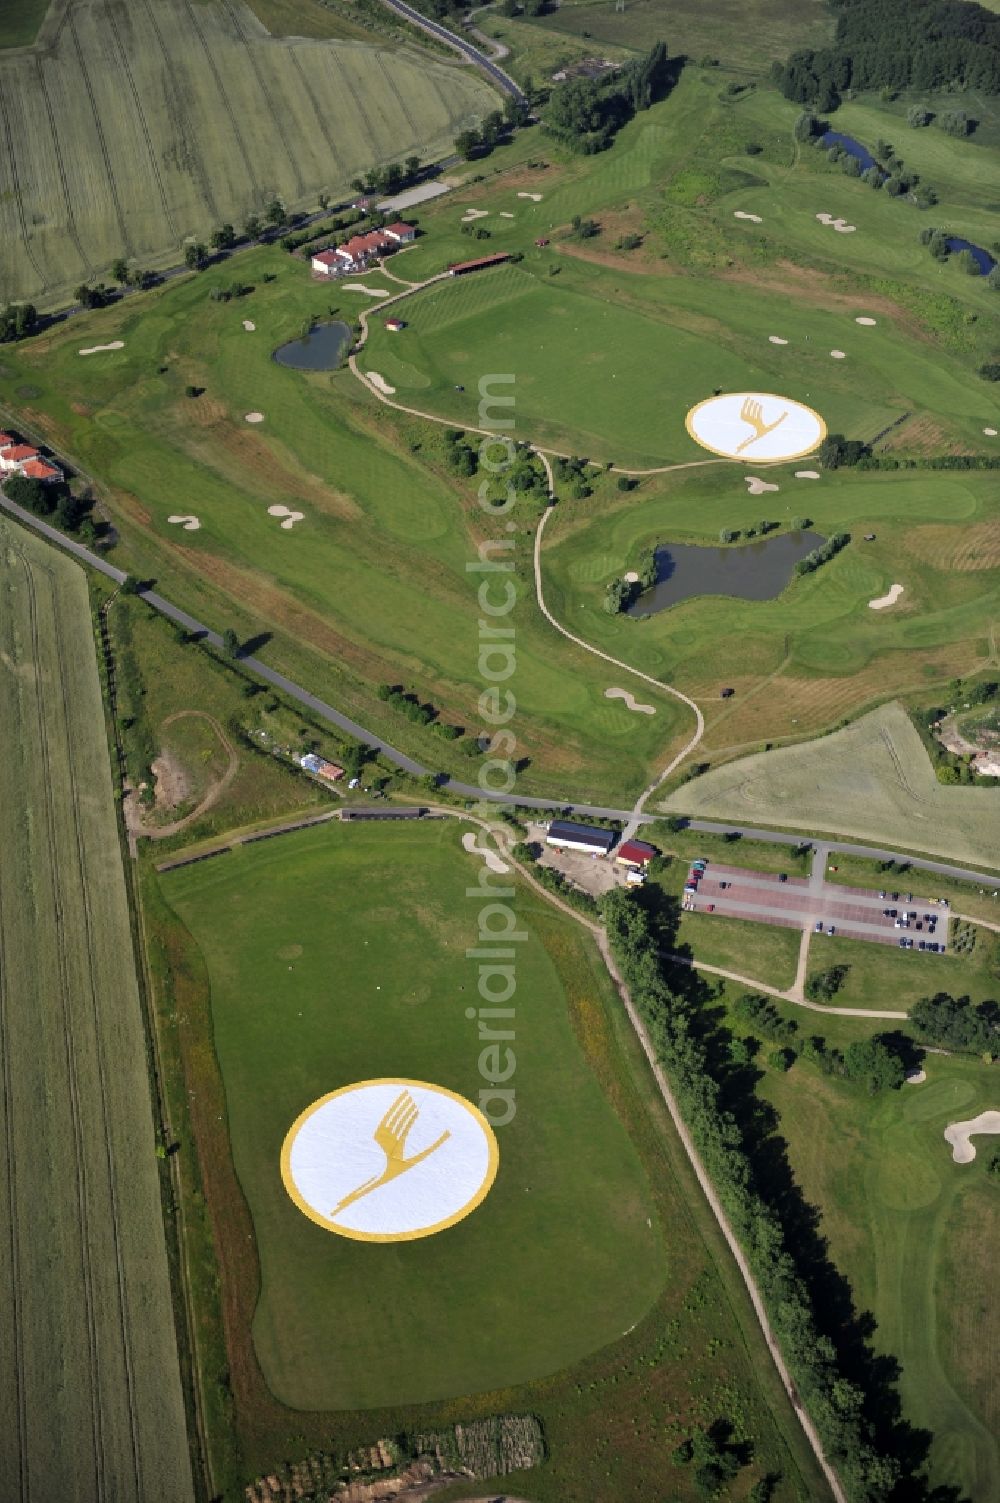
{"left": 911, "top": 991, "right": 1000, "bottom": 1054}
{"left": 819, "top": 433, "right": 870, "bottom": 468}
{"left": 772, "top": 0, "right": 1000, "bottom": 110}
{"left": 543, "top": 41, "right": 673, "bottom": 153}
{"left": 0, "top": 301, "right": 38, "bottom": 343}
{"left": 604, "top": 545, "right": 656, "bottom": 614}
{"left": 602, "top": 889, "right": 927, "bottom": 1499}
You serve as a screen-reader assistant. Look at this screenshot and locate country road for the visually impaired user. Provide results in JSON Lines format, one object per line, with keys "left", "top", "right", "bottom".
{"left": 2, "top": 490, "right": 997, "bottom": 889}
{"left": 376, "top": 0, "right": 525, "bottom": 98}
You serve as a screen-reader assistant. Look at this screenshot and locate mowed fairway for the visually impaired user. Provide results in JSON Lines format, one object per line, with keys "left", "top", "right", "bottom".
{"left": 0, "top": 0, "right": 494, "bottom": 307}
{"left": 542, "top": 463, "right": 999, "bottom": 759}
{"left": 162, "top": 821, "right": 664, "bottom": 1409}
{"left": 665, "top": 702, "right": 1000, "bottom": 867}
{"left": 2, "top": 251, "right": 685, "bottom": 801}
{"left": 761, "top": 1054, "right": 1000, "bottom": 1500}
{"left": 0, "top": 519, "right": 192, "bottom": 1502}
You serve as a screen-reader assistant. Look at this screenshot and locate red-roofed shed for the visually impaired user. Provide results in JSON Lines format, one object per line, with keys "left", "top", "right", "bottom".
{"left": 615, "top": 839, "right": 657, "bottom": 866}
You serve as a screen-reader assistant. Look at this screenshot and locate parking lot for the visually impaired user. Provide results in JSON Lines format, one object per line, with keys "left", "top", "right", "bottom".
{"left": 684, "top": 863, "right": 950, "bottom": 952}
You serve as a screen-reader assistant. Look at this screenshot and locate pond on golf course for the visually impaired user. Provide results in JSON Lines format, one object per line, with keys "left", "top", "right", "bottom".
{"left": 273, "top": 320, "right": 351, "bottom": 370}
{"left": 627, "top": 530, "right": 826, "bottom": 617}
{"left": 820, "top": 130, "right": 879, "bottom": 173}
{"left": 945, "top": 237, "right": 997, "bottom": 275}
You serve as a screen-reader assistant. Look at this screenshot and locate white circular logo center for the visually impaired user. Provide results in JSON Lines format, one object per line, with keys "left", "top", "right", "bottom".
{"left": 281, "top": 1079, "right": 499, "bottom": 1242}
{"left": 686, "top": 392, "right": 826, "bottom": 461}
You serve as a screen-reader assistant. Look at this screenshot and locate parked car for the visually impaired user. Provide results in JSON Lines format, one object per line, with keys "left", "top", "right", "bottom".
{"left": 814, "top": 920, "right": 824, "bottom": 933}
{"left": 778, "top": 873, "right": 788, "bottom": 883}
{"left": 827, "top": 924, "right": 836, "bottom": 936}
{"left": 706, "top": 903, "right": 715, "bottom": 913}
{"left": 898, "top": 938, "right": 907, "bottom": 949}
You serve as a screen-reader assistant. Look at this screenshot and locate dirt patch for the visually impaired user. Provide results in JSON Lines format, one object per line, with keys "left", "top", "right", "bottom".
{"left": 528, "top": 821, "right": 621, "bottom": 899}
{"left": 151, "top": 746, "right": 192, "bottom": 814}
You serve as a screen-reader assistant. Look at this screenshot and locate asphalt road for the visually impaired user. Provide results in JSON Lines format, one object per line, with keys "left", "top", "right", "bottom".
{"left": 377, "top": 0, "right": 525, "bottom": 98}
{"left": 2, "top": 492, "right": 999, "bottom": 883}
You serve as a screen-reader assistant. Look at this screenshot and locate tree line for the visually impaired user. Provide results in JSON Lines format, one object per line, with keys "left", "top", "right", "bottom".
{"left": 602, "top": 885, "right": 949, "bottom": 1500}
{"left": 772, "top": 0, "right": 1000, "bottom": 110}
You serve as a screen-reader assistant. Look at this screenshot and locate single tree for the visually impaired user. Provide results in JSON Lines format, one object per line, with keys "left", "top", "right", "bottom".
{"left": 111, "top": 257, "right": 130, "bottom": 285}
{"left": 454, "top": 129, "right": 480, "bottom": 160}
{"left": 184, "top": 242, "right": 208, "bottom": 270}
{"left": 265, "top": 198, "right": 287, "bottom": 228}
{"left": 222, "top": 627, "right": 241, "bottom": 659}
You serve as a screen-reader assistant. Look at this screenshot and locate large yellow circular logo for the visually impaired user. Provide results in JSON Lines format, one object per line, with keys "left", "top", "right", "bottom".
{"left": 686, "top": 392, "right": 826, "bottom": 461}
{"left": 280, "top": 1079, "right": 499, "bottom": 1242}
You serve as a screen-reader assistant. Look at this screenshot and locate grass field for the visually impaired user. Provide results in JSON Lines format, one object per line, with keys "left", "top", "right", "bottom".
{"left": 164, "top": 820, "right": 665, "bottom": 1409}
{"left": 155, "top": 818, "right": 830, "bottom": 1497}
{"left": 0, "top": 0, "right": 50, "bottom": 47}
{"left": 541, "top": 463, "right": 999, "bottom": 764}
{"left": 0, "top": 0, "right": 494, "bottom": 308}
{"left": 806, "top": 927, "right": 1000, "bottom": 1013}
{"left": 1, "top": 244, "right": 689, "bottom": 803}
{"left": 510, "top": 0, "right": 833, "bottom": 76}
{"left": 664, "top": 702, "right": 1000, "bottom": 868}
{"left": 760, "top": 1049, "right": 1000, "bottom": 1500}
{"left": 0, "top": 517, "right": 193, "bottom": 1500}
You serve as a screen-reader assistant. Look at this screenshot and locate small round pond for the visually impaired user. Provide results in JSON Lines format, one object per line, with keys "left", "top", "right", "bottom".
{"left": 273, "top": 321, "right": 351, "bottom": 371}
{"left": 627, "top": 530, "right": 826, "bottom": 617}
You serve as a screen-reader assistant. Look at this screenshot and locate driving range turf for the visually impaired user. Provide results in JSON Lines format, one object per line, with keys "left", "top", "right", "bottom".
{"left": 163, "top": 819, "right": 662, "bottom": 1409}
{"left": 0, "top": 518, "right": 192, "bottom": 1502}
{"left": 758, "top": 1049, "right": 1000, "bottom": 1501}
{"left": 155, "top": 818, "right": 830, "bottom": 1499}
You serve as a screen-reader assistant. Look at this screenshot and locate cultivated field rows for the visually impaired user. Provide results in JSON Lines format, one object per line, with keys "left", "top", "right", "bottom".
{"left": 0, "top": 519, "right": 192, "bottom": 1502}
{"left": 0, "top": 0, "right": 494, "bottom": 307}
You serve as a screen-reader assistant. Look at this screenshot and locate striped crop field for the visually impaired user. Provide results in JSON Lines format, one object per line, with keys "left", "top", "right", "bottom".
{"left": 0, "top": 0, "right": 495, "bottom": 308}
{"left": 0, "top": 517, "right": 193, "bottom": 1502}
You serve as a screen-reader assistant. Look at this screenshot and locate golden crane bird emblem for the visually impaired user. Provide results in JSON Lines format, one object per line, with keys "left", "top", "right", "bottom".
{"left": 735, "top": 396, "right": 789, "bottom": 454}
{"left": 332, "top": 1089, "right": 451, "bottom": 1218}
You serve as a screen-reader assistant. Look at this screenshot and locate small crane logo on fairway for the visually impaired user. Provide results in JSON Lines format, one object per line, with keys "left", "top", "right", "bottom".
{"left": 735, "top": 396, "right": 788, "bottom": 454}
{"left": 332, "top": 1089, "right": 451, "bottom": 1217}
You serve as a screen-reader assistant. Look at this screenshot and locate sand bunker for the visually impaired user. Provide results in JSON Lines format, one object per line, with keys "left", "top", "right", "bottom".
{"left": 745, "top": 475, "right": 779, "bottom": 495}
{"left": 245, "top": 411, "right": 264, "bottom": 423}
{"left": 905, "top": 1069, "right": 927, "bottom": 1085}
{"left": 462, "top": 831, "right": 510, "bottom": 874}
{"left": 816, "top": 213, "right": 856, "bottom": 233}
{"left": 868, "top": 583, "right": 904, "bottom": 610}
{"left": 341, "top": 283, "right": 391, "bottom": 296}
{"left": 79, "top": 340, "right": 124, "bottom": 355}
{"left": 605, "top": 687, "right": 656, "bottom": 715}
{"left": 830, "top": 350, "right": 846, "bottom": 359}
{"left": 795, "top": 470, "right": 820, "bottom": 479}
{"left": 623, "top": 570, "right": 640, "bottom": 583}
{"left": 367, "top": 371, "right": 396, "bottom": 396}
{"left": 499, "top": 211, "right": 515, "bottom": 219}
{"left": 267, "top": 504, "right": 304, "bottom": 530}
{"left": 461, "top": 208, "right": 489, "bottom": 221}
{"left": 734, "top": 211, "right": 763, "bottom": 223}
{"left": 768, "top": 335, "right": 789, "bottom": 345}
{"left": 242, "top": 319, "right": 256, "bottom": 331}
{"left": 985, "top": 427, "right": 998, "bottom": 437}
{"left": 945, "top": 1110, "right": 1000, "bottom": 1163}
{"left": 855, "top": 316, "right": 877, "bottom": 326}
{"left": 167, "top": 513, "right": 201, "bottom": 531}
{"left": 517, "top": 192, "right": 543, "bottom": 202}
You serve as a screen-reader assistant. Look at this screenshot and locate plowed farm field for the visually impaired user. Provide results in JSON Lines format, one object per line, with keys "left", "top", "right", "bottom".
{"left": 0, "top": 516, "right": 192, "bottom": 1502}
{"left": 0, "top": 0, "right": 493, "bottom": 307}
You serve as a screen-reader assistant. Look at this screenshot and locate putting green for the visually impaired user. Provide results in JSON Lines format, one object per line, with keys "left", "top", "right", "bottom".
{"left": 162, "top": 820, "right": 664, "bottom": 1410}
